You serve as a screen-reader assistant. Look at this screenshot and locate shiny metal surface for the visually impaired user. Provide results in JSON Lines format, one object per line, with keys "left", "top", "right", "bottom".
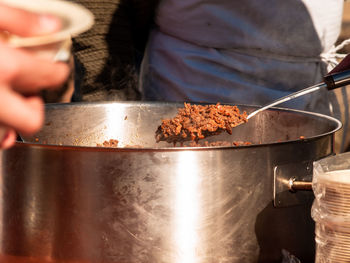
{"left": 274, "top": 161, "right": 314, "bottom": 207}
{"left": 0, "top": 102, "right": 342, "bottom": 263}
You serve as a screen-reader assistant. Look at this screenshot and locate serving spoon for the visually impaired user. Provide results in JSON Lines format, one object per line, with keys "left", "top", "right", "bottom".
{"left": 246, "top": 54, "right": 350, "bottom": 120}
{"left": 156, "top": 54, "right": 350, "bottom": 144}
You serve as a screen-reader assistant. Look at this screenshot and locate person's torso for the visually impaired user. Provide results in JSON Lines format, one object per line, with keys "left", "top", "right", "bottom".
{"left": 141, "top": 0, "right": 344, "bottom": 117}
{"left": 155, "top": 0, "right": 343, "bottom": 57}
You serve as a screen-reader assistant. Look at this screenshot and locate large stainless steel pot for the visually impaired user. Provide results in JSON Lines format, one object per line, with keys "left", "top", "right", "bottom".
{"left": 0, "top": 102, "right": 342, "bottom": 263}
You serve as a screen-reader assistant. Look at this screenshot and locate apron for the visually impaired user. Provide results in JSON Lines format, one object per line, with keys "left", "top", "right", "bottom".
{"left": 140, "top": 0, "right": 344, "bottom": 116}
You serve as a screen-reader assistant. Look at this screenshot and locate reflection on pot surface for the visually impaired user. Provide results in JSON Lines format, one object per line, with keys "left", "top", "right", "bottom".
{"left": 0, "top": 102, "right": 342, "bottom": 263}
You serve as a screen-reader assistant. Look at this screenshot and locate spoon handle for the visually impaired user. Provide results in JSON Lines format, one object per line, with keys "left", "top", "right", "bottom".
{"left": 247, "top": 82, "right": 326, "bottom": 119}
{"left": 324, "top": 54, "right": 350, "bottom": 90}
{"left": 247, "top": 54, "right": 350, "bottom": 119}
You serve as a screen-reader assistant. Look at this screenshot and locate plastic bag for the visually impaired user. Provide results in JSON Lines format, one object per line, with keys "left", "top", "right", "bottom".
{"left": 312, "top": 152, "right": 350, "bottom": 262}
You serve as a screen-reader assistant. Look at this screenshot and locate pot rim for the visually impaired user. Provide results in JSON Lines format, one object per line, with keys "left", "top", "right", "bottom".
{"left": 16, "top": 101, "right": 342, "bottom": 152}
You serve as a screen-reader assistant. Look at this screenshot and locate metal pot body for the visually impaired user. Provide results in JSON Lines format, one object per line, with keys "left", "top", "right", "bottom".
{"left": 0, "top": 102, "right": 342, "bottom": 263}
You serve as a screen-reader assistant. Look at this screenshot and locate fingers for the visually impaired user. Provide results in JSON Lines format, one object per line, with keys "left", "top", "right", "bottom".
{"left": 0, "top": 3, "right": 61, "bottom": 37}
{"left": 0, "top": 43, "right": 70, "bottom": 93}
{"left": 0, "top": 3, "right": 69, "bottom": 149}
{"left": 0, "top": 86, "right": 44, "bottom": 135}
{"left": 0, "top": 4, "right": 69, "bottom": 94}
{"left": 0, "top": 129, "right": 16, "bottom": 149}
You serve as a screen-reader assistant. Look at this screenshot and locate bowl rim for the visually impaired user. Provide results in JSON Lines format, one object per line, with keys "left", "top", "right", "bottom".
{"left": 0, "top": 0, "right": 94, "bottom": 47}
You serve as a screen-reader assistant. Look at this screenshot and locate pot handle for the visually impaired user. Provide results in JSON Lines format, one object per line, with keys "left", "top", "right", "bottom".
{"left": 287, "top": 178, "right": 312, "bottom": 192}
{"left": 273, "top": 161, "right": 313, "bottom": 208}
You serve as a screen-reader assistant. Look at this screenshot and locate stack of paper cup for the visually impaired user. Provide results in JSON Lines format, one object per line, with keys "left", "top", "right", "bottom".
{"left": 312, "top": 152, "right": 350, "bottom": 262}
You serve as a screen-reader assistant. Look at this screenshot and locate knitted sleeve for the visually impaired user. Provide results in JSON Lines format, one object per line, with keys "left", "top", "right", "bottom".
{"left": 71, "top": 0, "right": 158, "bottom": 102}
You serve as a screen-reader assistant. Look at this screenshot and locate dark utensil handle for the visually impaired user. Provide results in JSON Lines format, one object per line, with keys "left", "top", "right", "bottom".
{"left": 324, "top": 54, "right": 350, "bottom": 90}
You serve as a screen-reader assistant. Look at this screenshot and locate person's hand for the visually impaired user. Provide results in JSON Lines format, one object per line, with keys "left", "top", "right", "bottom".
{"left": 0, "top": 3, "right": 70, "bottom": 149}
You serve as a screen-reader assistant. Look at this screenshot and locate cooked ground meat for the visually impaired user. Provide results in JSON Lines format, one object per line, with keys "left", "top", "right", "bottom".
{"left": 97, "top": 139, "right": 119, "bottom": 148}
{"left": 186, "top": 140, "right": 252, "bottom": 147}
{"left": 155, "top": 102, "right": 248, "bottom": 143}
{"left": 96, "top": 139, "right": 251, "bottom": 148}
